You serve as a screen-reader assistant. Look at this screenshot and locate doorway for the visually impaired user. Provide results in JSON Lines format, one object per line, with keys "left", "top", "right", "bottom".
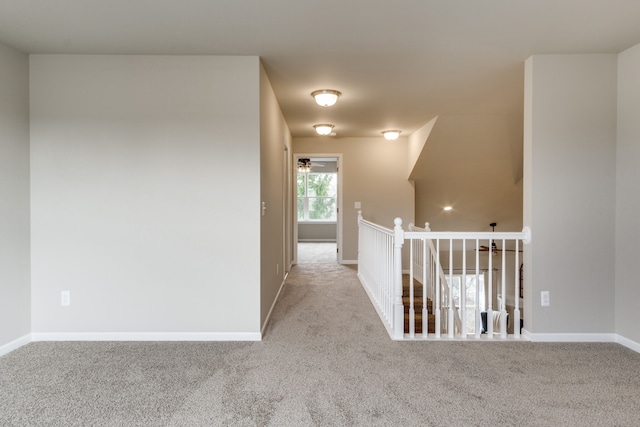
{"left": 293, "top": 154, "right": 342, "bottom": 264}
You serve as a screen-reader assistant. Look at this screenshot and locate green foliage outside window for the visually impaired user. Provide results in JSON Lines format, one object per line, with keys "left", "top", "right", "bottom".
{"left": 298, "top": 173, "right": 337, "bottom": 221}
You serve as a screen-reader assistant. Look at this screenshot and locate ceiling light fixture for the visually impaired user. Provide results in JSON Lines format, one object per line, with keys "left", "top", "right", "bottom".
{"left": 489, "top": 222, "right": 498, "bottom": 256}
{"left": 444, "top": 206, "right": 453, "bottom": 211}
{"left": 311, "top": 89, "right": 341, "bottom": 107}
{"left": 382, "top": 130, "right": 401, "bottom": 141}
{"left": 314, "top": 124, "right": 334, "bottom": 136}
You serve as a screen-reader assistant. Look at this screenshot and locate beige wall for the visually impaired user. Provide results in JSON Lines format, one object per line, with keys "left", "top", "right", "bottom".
{"left": 411, "top": 114, "right": 523, "bottom": 233}
{"left": 260, "top": 62, "right": 291, "bottom": 331}
{"left": 0, "top": 41, "right": 31, "bottom": 352}
{"left": 616, "top": 43, "right": 640, "bottom": 344}
{"left": 30, "top": 55, "right": 262, "bottom": 337}
{"left": 293, "top": 137, "right": 414, "bottom": 262}
{"left": 298, "top": 223, "right": 337, "bottom": 241}
{"left": 524, "top": 54, "right": 617, "bottom": 335}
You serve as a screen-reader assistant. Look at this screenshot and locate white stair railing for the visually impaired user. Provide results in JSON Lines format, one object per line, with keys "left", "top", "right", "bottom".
{"left": 408, "top": 223, "right": 462, "bottom": 338}
{"left": 357, "top": 211, "right": 404, "bottom": 339}
{"left": 358, "top": 212, "right": 531, "bottom": 340}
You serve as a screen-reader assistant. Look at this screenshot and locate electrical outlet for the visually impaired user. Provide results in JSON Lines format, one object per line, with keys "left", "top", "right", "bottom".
{"left": 540, "top": 291, "right": 550, "bottom": 307}
{"left": 61, "top": 290, "right": 71, "bottom": 306}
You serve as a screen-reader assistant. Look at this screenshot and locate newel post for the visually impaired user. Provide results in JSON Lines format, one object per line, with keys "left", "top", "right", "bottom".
{"left": 393, "top": 217, "right": 405, "bottom": 339}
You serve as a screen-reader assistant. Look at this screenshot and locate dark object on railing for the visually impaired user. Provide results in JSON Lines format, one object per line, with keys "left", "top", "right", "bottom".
{"left": 481, "top": 312, "right": 487, "bottom": 334}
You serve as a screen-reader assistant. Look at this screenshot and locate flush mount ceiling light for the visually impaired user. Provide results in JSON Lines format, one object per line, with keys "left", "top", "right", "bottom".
{"left": 314, "top": 124, "right": 334, "bottom": 136}
{"left": 382, "top": 130, "right": 401, "bottom": 141}
{"left": 443, "top": 206, "right": 453, "bottom": 211}
{"left": 311, "top": 89, "right": 341, "bottom": 107}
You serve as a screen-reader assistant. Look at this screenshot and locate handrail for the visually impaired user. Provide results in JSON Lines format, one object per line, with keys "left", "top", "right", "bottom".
{"left": 357, "top": 212, "right": 397, "bottom": 338}
{"left": 358, "top": 212, "right": 529, "bottom": 340}
{"left": 405, "top": 229, "right": 531, "bottom": 243}
{"left": 407, "top": 226, "right": 527, "bottom": 338}
{"left": 359, "top": 218, "right": 394, "bottom": 234}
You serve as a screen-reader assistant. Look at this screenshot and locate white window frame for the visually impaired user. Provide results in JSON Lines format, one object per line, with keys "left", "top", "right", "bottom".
{"left": 297, "top": 172, "right": 337, "bottom": 223}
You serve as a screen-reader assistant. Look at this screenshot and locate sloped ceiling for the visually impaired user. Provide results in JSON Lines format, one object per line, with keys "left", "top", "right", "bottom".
{"left": 411, "top": 115, "right": 523, "bottom": 232}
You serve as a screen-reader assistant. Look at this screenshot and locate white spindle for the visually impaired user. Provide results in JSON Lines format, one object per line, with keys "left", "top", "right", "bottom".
{"left": 500, "top": 239, "right": 507, "bottom": 338}
{"left": 487, "top": 238, "right": 493, "bottom": 337}
{"left": 448, "top": 239, "right": 454, "bottom": 338}
{"left": 422, "top": 236, "right": 428, "bottom": 337}
{"left": 393, "top": 218, "right": 404, "bottom": 339}
{"left": 409, "top": 232, "right": 415, "bottom": 338}
{"left": 475, "top": 239, "right": 481, "bottom": 338}
{"left": 461, "top": 239, "right": 467, "bottom": 338}
{"left": 435, "top": 239, "right": 441, "bottom": 338}
{"left": 514, "top": 240, "right": 521, "bottom": 338}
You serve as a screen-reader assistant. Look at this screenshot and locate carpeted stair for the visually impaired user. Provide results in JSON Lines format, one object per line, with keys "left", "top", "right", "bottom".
{"left": 403, "top": 275, "right": 435, "bottom": 334}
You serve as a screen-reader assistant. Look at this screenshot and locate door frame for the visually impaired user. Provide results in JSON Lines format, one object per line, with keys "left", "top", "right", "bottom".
{"left": 293, "top": 153, "right": 343, "bottom": 264}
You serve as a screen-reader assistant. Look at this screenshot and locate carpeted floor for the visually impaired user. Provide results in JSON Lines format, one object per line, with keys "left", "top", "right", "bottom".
{"left": 297, "top": 242, "right": 337, "bottom": 264}
{"left": 1, "top": 263, "right": 640, "bottom": 426}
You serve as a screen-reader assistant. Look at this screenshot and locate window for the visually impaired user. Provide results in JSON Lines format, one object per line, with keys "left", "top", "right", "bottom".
{"left": 297, "top": 172, "right": 337, "bottom": 221}
{"left": 447, "top": 273, "right": 486, "bottom": 334}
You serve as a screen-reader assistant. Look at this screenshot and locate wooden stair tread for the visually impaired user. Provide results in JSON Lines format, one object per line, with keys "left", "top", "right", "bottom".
{"left": 403, "top": 274, "right": 435, "bottom": 334}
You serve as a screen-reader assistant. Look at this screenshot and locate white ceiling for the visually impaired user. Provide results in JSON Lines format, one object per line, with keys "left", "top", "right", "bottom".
{"left": 2, "top": 1, "right": 639, "bottom": 232}
{"left": 1, "top": 0, "right": 639, "bottom": 138}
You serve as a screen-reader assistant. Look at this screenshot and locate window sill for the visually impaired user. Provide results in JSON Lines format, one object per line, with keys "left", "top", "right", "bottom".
{"left": 298, "top": 221, "right": 337, "bottom": 225}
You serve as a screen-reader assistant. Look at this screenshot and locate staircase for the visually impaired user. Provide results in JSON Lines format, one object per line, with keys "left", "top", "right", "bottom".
{"left": 403, "top": 274, "right": 435, "bottom": 334}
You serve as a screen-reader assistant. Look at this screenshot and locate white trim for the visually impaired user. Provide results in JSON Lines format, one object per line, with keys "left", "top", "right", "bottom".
{"left": 525, "top": 332, "right": 616, "bottom": 342}
{"left": 0, "top": 334, "right": 31, "bottom": 357}
{"left": 615, "top": 334, "right": 640, "bottom": 354}
{"left": 298, "top": 239, "right": 337, "bottom": 242}
{"left": 261, "top": 273, "right": 288, "bottom": 336}
{"left": 341, "top": 259, "right": 358, "bottom": 265}
{"left": 358, "top": 273, "right": 394, "bottom": 339}
{"left": 298, "top": 221, "right": 337, "bottom": 225}
{"left": 31, "top": 332, "right": 261, "bottom": 342}
{"left": 294, "top": 153, "right": 343, "bottom": 264}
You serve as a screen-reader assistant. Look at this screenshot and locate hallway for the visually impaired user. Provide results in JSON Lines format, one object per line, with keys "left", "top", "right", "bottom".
{"left": 297, "top": 242, "right": 337, "bottom": 264}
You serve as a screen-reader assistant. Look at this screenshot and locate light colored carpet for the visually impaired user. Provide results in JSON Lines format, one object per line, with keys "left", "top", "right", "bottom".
{"left": 297, "top": 242, "right": 337, "bottom": 264}
{"left": 1, "top": 263, "right": 640, "bottom": 426}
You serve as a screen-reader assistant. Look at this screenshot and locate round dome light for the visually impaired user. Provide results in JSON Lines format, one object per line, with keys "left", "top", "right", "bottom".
{"left": 382, "top": 130, "right": 401, "bottom": 141}
{"left": 313, "top": 124, "right": 335, "bottom": 135}
{"left": 311, "top": 89, "right": 341, "bottom": 107}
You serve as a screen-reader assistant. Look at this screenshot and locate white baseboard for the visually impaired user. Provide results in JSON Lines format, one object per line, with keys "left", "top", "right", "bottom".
{"left": 261, "top": 273, "right": 288, "bottom": 336}
{"left": 298, "top": 239, "right": 337, "bottom": 242}
{"left": 341, "top": 259, "right": 357, "bottom": 265}
{"left": 522, "top": 330, "right": 640, "bottom": 354}
{"left": 0, "top": 334, "right": 31, "bottom": 357}
{"left": 31, "top": 332, "right": 261, "bottom": 342}
{"left": 615, "top": 334, "right": 640, "bottom": 354}
{"left": 525, "top": 331, "right": 617, "bottom": 343}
